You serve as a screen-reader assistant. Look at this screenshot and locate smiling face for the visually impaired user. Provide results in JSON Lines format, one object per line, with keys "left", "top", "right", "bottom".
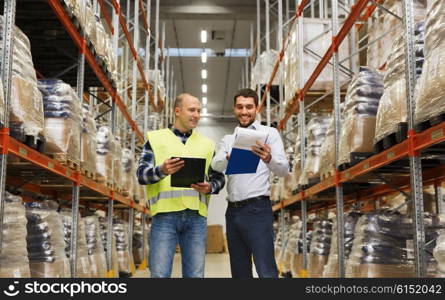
{"left": 174, "top": 95, "right": 201, "bottom": 132}
{"left": 234, "top": 96, "right": 257, "bottom": 128}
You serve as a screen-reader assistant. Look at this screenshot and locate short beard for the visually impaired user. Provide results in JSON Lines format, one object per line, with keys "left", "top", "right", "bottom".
{"left": 238, "top": 118, "right": 255, "bottom": 128}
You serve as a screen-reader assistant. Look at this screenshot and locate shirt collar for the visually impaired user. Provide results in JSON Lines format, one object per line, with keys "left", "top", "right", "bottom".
{"left": 248, "top": 120, "right": 261, "bottom": 130}
{"left": 171, "top": 127, "right": 192, "bottom": 137}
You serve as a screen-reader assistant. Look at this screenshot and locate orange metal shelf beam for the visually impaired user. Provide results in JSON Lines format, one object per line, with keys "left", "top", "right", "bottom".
{"left": 47, "top": 0, "right": 144, "bottom": 144}
{"left": 97, "top": 0, "right": 114, "bottom": 34}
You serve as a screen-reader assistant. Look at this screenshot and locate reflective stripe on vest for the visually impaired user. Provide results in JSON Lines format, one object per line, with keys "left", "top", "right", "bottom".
{"left": 148, "top": 190, "right": 208, "bottom": 206}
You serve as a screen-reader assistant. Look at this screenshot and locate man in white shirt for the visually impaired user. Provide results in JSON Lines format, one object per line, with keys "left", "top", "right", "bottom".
{"left": 211, "top": 88, "right": 289, "bottom": 278}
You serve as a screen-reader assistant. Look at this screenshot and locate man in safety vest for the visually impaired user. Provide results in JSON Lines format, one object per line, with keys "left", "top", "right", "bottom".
{"left": 136, "top": 93, "right": 225, "bottom": 278}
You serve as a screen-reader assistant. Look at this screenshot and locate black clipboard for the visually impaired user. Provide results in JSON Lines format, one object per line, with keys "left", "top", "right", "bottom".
{"left": 170, "top": 157, "right": 206, "bottom": 188}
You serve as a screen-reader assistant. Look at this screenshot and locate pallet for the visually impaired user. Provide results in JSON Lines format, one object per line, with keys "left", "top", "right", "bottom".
{"left": 114, "top": 186, "right": 123, "bottom": 194}
{"left": 81, "top": 167, "right": 96, "bottom": 181}
{"left": 9, "top": 123, "right": 46, "bottom": 153}
{"left": 415, "top": 112, "right": 445, "bottom": 132}
{"left": 299, "top": 177, "right": 320, "bottom": 190}
{"left": 338, "top": 152, "right": 374, "bottom": 171}
{"left": 48, "top": 153, "right": 80, "bottom": 171}
{"left": 373, "top": 122, "right": 408, "bottom": 154}
{"left": 320, "top": 169, "right": 336, "bottom": 181}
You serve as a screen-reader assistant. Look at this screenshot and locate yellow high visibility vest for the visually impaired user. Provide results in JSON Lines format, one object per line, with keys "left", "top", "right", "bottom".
{"left": 145, "top": 128, "right": 215, "bottom": 217}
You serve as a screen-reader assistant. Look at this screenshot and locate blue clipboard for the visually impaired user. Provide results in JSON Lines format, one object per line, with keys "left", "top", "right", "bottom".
{"left": 226, "top": 148, "right": 260, "bottom": 175}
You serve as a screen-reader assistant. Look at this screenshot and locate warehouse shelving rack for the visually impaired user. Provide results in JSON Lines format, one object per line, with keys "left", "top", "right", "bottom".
{"left": 0, "top": 0, "right": 174, "bottom": 277}
{"left": 251, "top": 0, "right": 445, "bottom": 278}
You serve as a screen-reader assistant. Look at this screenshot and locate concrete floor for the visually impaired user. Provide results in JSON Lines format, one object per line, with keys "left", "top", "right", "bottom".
{"left": 134, "top": 253, "right": 258, "bottom": 278}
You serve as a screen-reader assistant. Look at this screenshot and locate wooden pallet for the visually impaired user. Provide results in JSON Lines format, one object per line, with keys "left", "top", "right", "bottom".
{"left": 415, "top": 112, "right": 445, "bottom": 132}
{"left": 299, "top": 177, "right": 320, "bottom": 190}
{"left": 81, "top": 167, "right": 97, "bottom": 181}
{"left": 338, "top": 152, "right": 374, "bottom": 171}
{"left": 48, "top": 153, "right": 80, "bottom": 171}
{"left": 320, "top": 169, "right": 335, "bottom": 181}
{"left": 374, "top": 122, "right": 408, "bottom": 153}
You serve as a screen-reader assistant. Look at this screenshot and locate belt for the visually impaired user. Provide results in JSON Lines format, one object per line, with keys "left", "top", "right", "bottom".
{"left": 227, "top": 195, "right": 269, "bottom": 208}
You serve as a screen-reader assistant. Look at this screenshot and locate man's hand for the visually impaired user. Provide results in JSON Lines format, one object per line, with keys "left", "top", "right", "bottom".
{"left": 191, "top": 182, "right": 211, "bottom": 194}
{"left": 161, "top": 158, "right": 185, "bottom": 175}
{"left": 251, "top": 141, "right": 272, "bottom": 163}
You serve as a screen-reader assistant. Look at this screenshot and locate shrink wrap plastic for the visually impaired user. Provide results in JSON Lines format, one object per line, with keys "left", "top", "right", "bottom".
{"left": 414, "top": 0, "right": 445, "bottom": 124}
{"left": 132, "top": 226, "right": 145, "bottom": 265}
{"left": 251, "top": 50, "right": 283, "bottom": 87}
{"left": 122, "top": 148, "right": 135, "bottom": 199}
{"left": 61, "top": 209, "right": 92, "bottom": 277}
{"left": 98, "top": 217, "right": 119, "bottom": 277}
{"left": 308, "top": 219, "right": 333, "bottom": 278}
{"left": 96, "top": 126, "right": 115, "bottom": 183}
{"left": 113, "top": 137, "right": 123, "bottom": 190}
{"left": 338, "top": 67, "right": 383, "bottom": 166}
{"left": 366, "top": 0, "right": 426, "bottom": 69}
{"left": 38, "top": 79, "right": 82, "bottom": 162}
{"left": 283, "top": 18, "right": 350, "bottom": 95}
{"left": 0, "top": 17, "right": 44, "bottom": 137}
{"left": 374, "top": 22, "right": 425, "bottom": 144}
{"left": 84, "top": 215, "right": 107, "bottom": 277}
{"left": 291, "top": 133, "right": 302, "bottom": 189}
{"left": 0, "top": 192, "right": 30, "bottom": 278}
{"left": 25, "top": 201, "right": 70, "bottom": 278}
{"left": 346, "top": 210, "right": 445, "bottom": 277}
{"left": 322, "top": 212, "right": 362, "bottom": 277}
{"left": 319, "top": 116, "right": 336, "bottom": 178}
{"left": 299, "top": 114, "right": 330, "bottom": 185}
{"left": 81, "top": 106, "right": 98, "bottom": 173}
{"left": 290, "top": 230, "right": 312, "bottom": 277}
{"left": 113, "top": 219, "right": 134, "bottom": 274}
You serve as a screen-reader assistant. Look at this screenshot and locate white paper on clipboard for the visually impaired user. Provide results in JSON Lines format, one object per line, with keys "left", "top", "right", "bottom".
{"left": 233, "top": 127, "right": 268, "bottom": 150}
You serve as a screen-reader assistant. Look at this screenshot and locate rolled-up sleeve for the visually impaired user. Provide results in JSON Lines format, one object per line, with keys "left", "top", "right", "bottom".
{"left": 211, "top": 135, "right": 231, "bottom": 173}
{"left": 265, "top": 128, "right": 289, "bottom": 177}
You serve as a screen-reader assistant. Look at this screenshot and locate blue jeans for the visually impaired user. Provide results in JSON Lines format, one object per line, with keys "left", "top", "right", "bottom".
{"left": 148, "top": 209, "right": 207, "bottom": 278}
{"left": 225, "top": 197, "right": 278, "bottom": 278}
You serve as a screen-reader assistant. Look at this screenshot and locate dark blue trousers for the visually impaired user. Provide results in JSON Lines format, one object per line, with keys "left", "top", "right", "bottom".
{"left": 225, "top": 197, "right": 278, "bottom": 278}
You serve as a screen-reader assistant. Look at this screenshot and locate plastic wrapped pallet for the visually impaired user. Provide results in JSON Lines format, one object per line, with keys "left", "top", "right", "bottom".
{"left": 414, "top": 0, "right": 445, "bottom": 126}
{"left": 346, "top": 209, "right": 445, "bottom": 278}
{"left": 319, "top": 116, "right": 336, "bottom": 179}
{"left": 323, "top": 212, "right": 362, "bottom": 277}
{"left": 122, "top": 149, "right": 135, "bottom": 199}
{"left": 366, "top": 0, "right": 426, "bottom": 69}
{"left": 81, "top": 105, "right": 97, "bottom": 176}
{"left": 98, "top": 216, "right": 119, "bottom": 278}
{"left": 308, "top": 219, "right": 332, "bottom": 278}
{"left": 291, "top": 132, "right": 302, "bottom": 189}
{"left": 0, "top": 17, "right": 44, "bottom": 139}
{"left": 282, "top": 217, "right": 301, "bottom": 276}
{"left": 38, "top": 79, "right": 82, "bottom": 164}
{"left": 290, "top": 230, "right": 312, "bottom": 278}
{"left": 0, "top": 192, "right": 30, "bottom": 278}
{"left": 338, "top": 67, "right": 383, "bottom": 166}
{"left": 433, "top": 230, "right": 445, "bottom": 276}
{"left": 132, "top": 226, "right": 145, "bottom": 266}
{"left": 299, "top": 114, "right": 330, "bottom": 185}
{"left": 96, "top": 126, "right": 115, "bottom": 183}
{"left": 61, "top": 209, "right": 92, "bottom": 277}
{"left": 251, "top": 50, "right": 282, "bottom": 87}
{"left": 84, "top": 215, "right": 107, "bottom": 278}
{"left": 284, "top": 18, "right": 350, "bottom": 92}
{"left": 113, "top": 218, "right": 134, "bottom": 275}
{"left": 113, "top": 137, "right": 123, "bottom": 191}
{"left": 374, "top": 22, "right": 425, "bottom": 145}
{"left": 25, "top": 201, "right": 70, "bottom": 278}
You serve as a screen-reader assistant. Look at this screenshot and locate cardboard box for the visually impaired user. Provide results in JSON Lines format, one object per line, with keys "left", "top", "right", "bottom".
{"left": 207, "top": 225, "right": 225, "bottom": 253}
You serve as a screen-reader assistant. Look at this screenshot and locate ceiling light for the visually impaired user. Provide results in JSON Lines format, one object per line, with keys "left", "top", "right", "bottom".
{"left": 201, "top": 30, "right": 207, "bottom": 43}
{"left": 202, "top": 97, "right": 207, "bottom": 105}
{"left": 202, "top": 108, "right": 208, "bottom": 114}
{"left": 202, "top": 84, "right": 207, "bottom": 93}
{"left": 201, "top": 51, "right": 207, "bottom": 63}
{"left": 201, "top": 69, "right": 207, "bottom": 79}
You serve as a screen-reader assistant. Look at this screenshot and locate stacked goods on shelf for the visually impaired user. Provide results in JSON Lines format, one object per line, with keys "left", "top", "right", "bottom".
{"left": 146, "top": 70, "right": 166, "bottom": 106}
{"left": 61, "top": 209, "right": 92, "bottom": 277}
{"left": 134, "top": 154, "right": 146, "bottom": 205}
{"left": 414, "top": 0, "right": 445, "bottom": 127}
{"left": 366, "top": 0, "right": 426, "bottom": 69}
{"left": 284, "top": 26, "right": 298, "bottom": 105}
{"left": 270, "top": 177, "right": 281, "bottom": 204}
{"left": 132, "top": 226, "right": 144, "bottom": 266}
{"left": 346, "top": 209, "right": 445, "bottom": 278}
{"left": 308, "top": 219, "right": 333, "bottom": 278}
{"left": 284, "top": 18, "right": 350, "bottom": 95}
{"left": 113, "top": 218, "right": 134, "bottom": 276}
{"left": 282, "top": 147, "right": 295, "bottom": 199}
{"left": 338, "top": 67, "right": 384, "bottom": 167}
{"left": 84, "top": 215, "right": 107, "bottom": 277}
{"left": 96, "top": 126, "right": 114, "bottom": 185}
{"left": 0, "top": 192, "right": 30, "bottom": 278}
{"left": 277, "top": 216, "right": 300, "bottom": 276}
{"left": 299, "top": 114, "right": 330, "bottom": 186}
{"left": 291, "top": 132, "right": 302, "bottom": 189}
{"left": 319, "top": 116, "right": 335, "bottom": 179}
{"left": 290, "top": 229, "right": 312, "bottom": 278}
{"left": 98, "top": 216, "right": 119, "bottom": 277}
{"left": 251, "top": 50, "right": 282, "bottom": 88}
{"left": 0, "top": 17, "right": 44, "bottom": 144}
{"left": 81, "top": 105, "right": 98, "bottom": 178}
{"left": 113, "top": 137, "right": 123, "bottom": 192}
{"left": 433, "top": 230, "right": 445, "bottom": 277}
{"left": 282, "top": 217, "right": 301, "bottom": 277}
{"left": 374, "top": 21, "right": 425, "bottom": 147}
{"left": 38, "top": 79, "right": 82, "bottom": 166}
{"left": 322, "top": 212, "right": 362, "bottom": 277}
{"left": 25, "top": 201, "right": 70, "bottom": 278}
{"left": 121, "top": 148, "right": 134, "bottom": 198}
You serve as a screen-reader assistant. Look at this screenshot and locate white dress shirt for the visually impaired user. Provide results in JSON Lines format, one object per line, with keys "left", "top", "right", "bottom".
{"left": 211, "top": 121, "right": 289, "bottom": 202}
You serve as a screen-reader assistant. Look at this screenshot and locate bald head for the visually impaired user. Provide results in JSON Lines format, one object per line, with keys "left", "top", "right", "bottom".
{"left": 174, "top": 93, "right": 200, "bottom": 109}
{"left": 173, "top": 93, "right": 201, "bottom": 132}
